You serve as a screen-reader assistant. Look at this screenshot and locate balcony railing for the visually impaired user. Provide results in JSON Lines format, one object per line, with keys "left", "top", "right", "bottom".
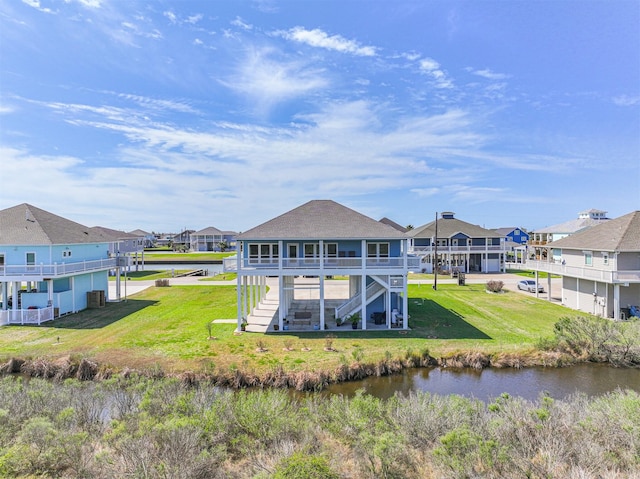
{"left": 411, "top": 245, "right": 505, "bottom": 253}
{"left": 0, "top": 258, "right": 117, "bottom": 278}
{"left": 511, "top": 260, "right": 640, "bottom": 283}
{"left": 224, "top": 255, "right": 419, "bottom": 272}
{"left": 0, "top": 306, "right": 54, "bottom": 326}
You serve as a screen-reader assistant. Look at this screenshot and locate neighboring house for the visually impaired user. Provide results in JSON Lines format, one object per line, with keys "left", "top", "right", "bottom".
{"left": 527, "top": 210, "right": 640, "bottom": 320}
{"left": 191, "top": 227, "right": 238, "bottom": 252}
{"left": 529, "top": 209, "right": 610, "bottom": 260}
{"left": 129, "top": 229, "right": 155, "bottom": 248}
{"left": 234, "top": 200, "right": 420, "bottom": 331}
{"left": 91, "top": 226, "right": 145, "bottom": 270}
{"left": 408, "top": 212, "right": 507, "bottom": 273}
{"left": 171, "top": 230, "right": 194, "bottom": 251}
{"left": 0, "top": 204, "right": 117, "bottom": 325}
{"left": 494, "top": 227, "right": 529, "bottom": 263}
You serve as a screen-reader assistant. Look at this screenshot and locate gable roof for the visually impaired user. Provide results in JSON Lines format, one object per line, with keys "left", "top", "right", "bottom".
{"left": 129, "top": 229, "right": 152, "bottom": 236}
{"left": 0, "top": 203, "right": 113, "bottom": 245}
{"left": 238, "top": 200, "right": 407, "bottom": 240}
{"left": 547, "top": 211, "right": 640, "bottom": 252}
{"left": 408, "top": 215, "right": 500, "bottom": 239}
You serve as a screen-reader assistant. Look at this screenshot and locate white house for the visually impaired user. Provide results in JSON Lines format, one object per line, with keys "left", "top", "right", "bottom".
{"left": 527, "top": 210, "right": 640, "bottom": 320}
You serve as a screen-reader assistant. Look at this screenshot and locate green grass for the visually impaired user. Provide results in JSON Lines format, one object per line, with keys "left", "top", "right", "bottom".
{"left": 505, "top": 269, "right": 561, "bottom": 279}
{"left": 143, "top": 251, "right": 235, "bottom": 261}
{"left": 108, "top": 270, "right": 193, "bottom": 281}
{"left": 0, "top": 282, "right": 576, "bottom": 374}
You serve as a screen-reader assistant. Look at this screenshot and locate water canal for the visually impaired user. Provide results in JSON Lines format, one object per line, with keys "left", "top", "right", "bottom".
{"left": 317, "top": 364, "right": 640, "bottom": 402}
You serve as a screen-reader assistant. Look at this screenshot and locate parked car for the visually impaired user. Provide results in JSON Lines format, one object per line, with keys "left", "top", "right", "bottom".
{"left": 517, "top": 279, "right": 544, "bottom": 293}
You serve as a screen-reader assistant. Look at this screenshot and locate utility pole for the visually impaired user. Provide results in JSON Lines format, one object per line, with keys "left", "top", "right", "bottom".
{"left": 433, "top": 212, "right": 438, "bottom": 291}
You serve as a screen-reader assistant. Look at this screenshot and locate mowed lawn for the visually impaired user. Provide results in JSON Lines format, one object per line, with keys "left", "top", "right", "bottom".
{"left": 0, "top": 283, "right": 575, "bottom": 374}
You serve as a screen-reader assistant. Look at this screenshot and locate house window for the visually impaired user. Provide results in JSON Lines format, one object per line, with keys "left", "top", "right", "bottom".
{"left": 602, "top": 253, "right": 609, "bottom": 265}
{"left": 248, "top": 243, "right": 278, "bottom": 264}
{"left": 584, "top": 251, "right": 592, "bottom": 266}
{"left": 288, "top": 244, "right": 298, "bottom": 259}
{"left": 324, "top": 243, "right": 337, "bottom": 258}
{"left": 0, "top": 253, "right": 4, "bottom": 273}
{"left": 367, "top": 243, "right": 389, "bottom": 259}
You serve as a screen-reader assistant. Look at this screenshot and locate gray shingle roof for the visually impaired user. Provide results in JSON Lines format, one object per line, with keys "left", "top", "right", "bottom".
{"left": 0, "top": 203, "right": 113, "bottom": 245}
{"left": 408, "top": 216, "right": 500, "bottom": 239}
{"left": 547, "top": 211, "right": 640, "bottom": 252}
{"left": 532, "top": 217, "right": 608, "bottom": 234}
{"left": 379, "top": 217, "right": 408, "bottom": 233}
{"left": 91, "top": 226, "right": 141, "bottom": 240}
{"left": 193, "top": 226, "right": 224, "bottom": 236}
{"left": 238, "top": 200, "right": 407, "bottom": 240}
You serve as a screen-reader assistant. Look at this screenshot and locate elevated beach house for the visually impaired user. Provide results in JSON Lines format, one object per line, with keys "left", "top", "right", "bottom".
{"left": 0, "top": 204, "right": 117, "bottom": 325}
{"left": 233, "top": 200, "right": 420, "bottom": 331}
{"left": 528, "top": 210, "right": 640, "bottom": 320}
{"left": 408, "top": 212, "right": 507, "bottom": 274}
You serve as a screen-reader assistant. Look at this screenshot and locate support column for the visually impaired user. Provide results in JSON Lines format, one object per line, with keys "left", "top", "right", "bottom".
{"left": 402, "top": 291, "right": 408, "bottom": 329}
{"left": 613, "top": 284, "right": 620, "bottom": 320}
{"left": 361, "top": 272, "right": 367, "bottom": 330}
{"left": 236, "top": 274, "right": 242, "bottom": 330}
{"left": 319, "top": 275, "right": 325, "bottom": 330}
{"left": 278, "top": 275, "right": 285, "bottom": 327}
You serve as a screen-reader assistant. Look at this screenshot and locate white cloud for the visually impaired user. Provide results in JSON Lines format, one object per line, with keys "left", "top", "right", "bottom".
{"left": 220, "top": 47, "right": 329, "bottom": 114}
{"left": 468, "top": 68, "right": 510, "bottom": 81}
{"left": 278, "top": 27, "right": 376, "bottom": 57}
{"left": 231, "top": 16, "right": 252, "bottom": 30}
{"left": 418, "top": 57, "right": 453, "bottom": 89}
{"left": 21, "top": 0, "right": 53, "bottom": 13}
{"left": 612, "top": 95, "right": 640, "bottom": 106}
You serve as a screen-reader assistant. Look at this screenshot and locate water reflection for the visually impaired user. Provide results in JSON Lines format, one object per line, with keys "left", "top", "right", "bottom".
{"left": 318, "top": 364, "right": 640, "bottom": 402}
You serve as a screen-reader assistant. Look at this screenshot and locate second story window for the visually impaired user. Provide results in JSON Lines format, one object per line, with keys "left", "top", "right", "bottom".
{"left": 248, "top": 243, "right": 279, "bottom": 264}
{"left": 367, "top": 243, "right": 389, "bottom": 260}
{"left": 584, "top": 251, "right": 592, "bottom": 266}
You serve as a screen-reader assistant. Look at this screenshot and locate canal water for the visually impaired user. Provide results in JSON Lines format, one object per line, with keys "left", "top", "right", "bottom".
{"left": 317, "top": 364, "right": 640, "bottom": 402}
{"left": 139, "top": 262, "right": 224, "bottom": 276}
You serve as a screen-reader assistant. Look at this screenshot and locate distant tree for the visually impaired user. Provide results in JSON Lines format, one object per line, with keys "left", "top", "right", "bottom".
{"left": 405, "top": 224, "right": 414, "bottom": 230}
{"left": 217, "top": 241, "right": 229, "bottom": 252}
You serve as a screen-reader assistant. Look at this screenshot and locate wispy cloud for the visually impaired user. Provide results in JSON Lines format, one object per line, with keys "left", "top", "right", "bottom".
{"left": 20, "top": 0, "right": 53, "bottom": 13}
{"left": 418, "top": 57, "right": 453, "bottom": 89}
{"left": 277, "top": 27, "right": 376, "bottom": 57}
{"left": 612, "top": 95, "right": 640, "bottom": 106}
{"left": 231, "top": 16, "right": 252, "bottom": 30}
{"left": 468, "top": 67, "right": 510, "bottom": 81}
{"left": 220, "top": 47, "right": 329, "bottom": 114}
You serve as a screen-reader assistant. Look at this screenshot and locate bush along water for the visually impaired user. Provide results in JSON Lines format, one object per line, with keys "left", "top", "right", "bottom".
{"left": 0, "top": 376, "right": 637, "bottom": 478}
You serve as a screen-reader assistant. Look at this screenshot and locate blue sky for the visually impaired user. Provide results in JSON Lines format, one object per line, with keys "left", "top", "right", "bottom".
{"left": 1, "top": 0, "right": 639, "bottom": 233}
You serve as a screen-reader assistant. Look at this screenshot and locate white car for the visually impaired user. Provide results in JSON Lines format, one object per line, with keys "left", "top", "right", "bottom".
{"left": 517, "top": 279, "right": 544, "bottom": 293}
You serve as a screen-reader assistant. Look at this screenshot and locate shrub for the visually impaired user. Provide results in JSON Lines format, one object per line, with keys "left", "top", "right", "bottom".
{"left": 485, "top": 280, "right": 504, "bottom": 293}
{"left": 273, "top": 451, "right": 339, "bottom": 479}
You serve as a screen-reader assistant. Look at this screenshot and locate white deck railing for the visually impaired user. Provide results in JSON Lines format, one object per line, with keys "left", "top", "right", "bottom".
{"left": 411, "top": 245, "right": 505, "bottom": 253}
{"left": 1, "top": 258, "right": 117, "bottom": 278}
{"left": 1, "top": 306, "right": 54, "bottom": 326}
{"left": 508, "top": 261, "right": 640, "bottom": 283}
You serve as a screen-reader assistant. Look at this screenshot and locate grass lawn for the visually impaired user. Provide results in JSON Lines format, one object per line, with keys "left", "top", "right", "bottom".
{"left": 108, "top": 270, "right": 193, "bottom": 281}
{"left": 0, "top": 283, "right": 575, "bottom": 374}
{"left": 143, "top": 251, "right": 234, "bottom": 261}
{"left": 506, "top": 269, "right": 561, "bottom": 279}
